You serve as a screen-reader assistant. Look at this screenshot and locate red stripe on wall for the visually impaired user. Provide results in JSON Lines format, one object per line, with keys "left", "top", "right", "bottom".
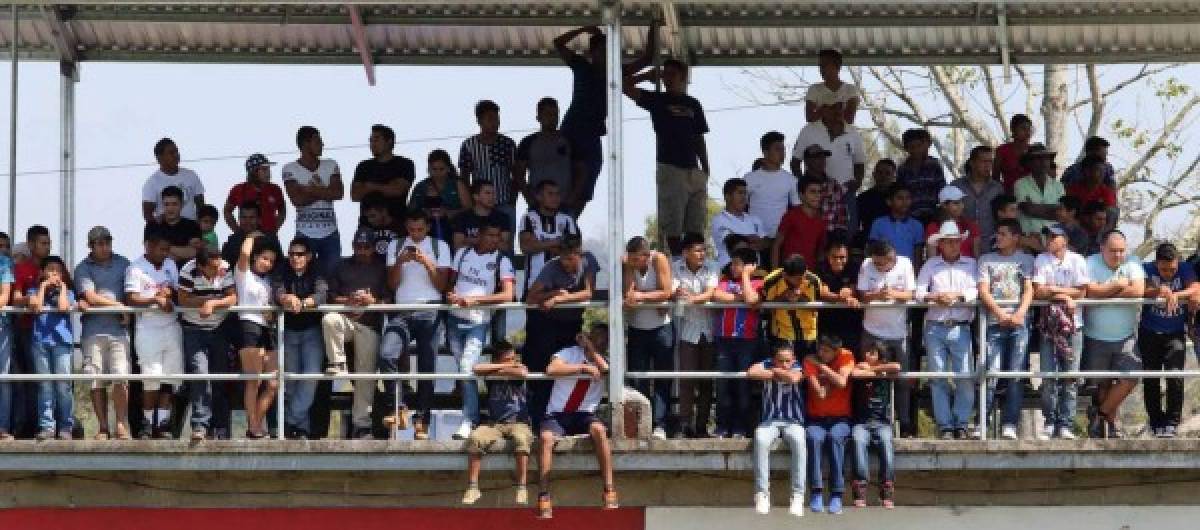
{"left": 0, "top": 507, "right": 644, "bottom": 530}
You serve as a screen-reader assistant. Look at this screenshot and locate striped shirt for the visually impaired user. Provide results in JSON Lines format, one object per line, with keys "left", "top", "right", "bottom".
{"left": 178, "top": 258, "right": 234, "bottom": 329}
{"left": 459, "top": 134, "right": 517, "bottom": 206}
{"left": 714, "top": 277, "right": 764, "bottom": 339}
{"left": 760, "top": 359, "right": 806, "bottom": 423}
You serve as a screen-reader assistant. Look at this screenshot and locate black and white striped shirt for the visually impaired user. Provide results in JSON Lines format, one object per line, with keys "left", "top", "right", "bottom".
{"left": 459, "top": 134, "right": 517, "bottom": 206}
{"left": 178, "top": 259, "right": 234, "bottom": 329}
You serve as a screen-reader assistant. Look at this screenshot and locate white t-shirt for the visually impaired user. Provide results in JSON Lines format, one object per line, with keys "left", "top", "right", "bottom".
{"left": 450, "top": 247, "right": 515, "bottom": 324}
{"left": 142, "top": 167, "right": 205, "bottom": 220}
{"left": 805, "top": 82, "right": 861, "bottom": 106}
{"left": 792, "top": 121, "right": 867, "bottom": 186}
{"left": 547, "top": 345, "right": 605, "bottom": 414}
{"left": 856, "top": 255, "right": 916, "bottom": 339}
{"left": 386, "top": 236, "right": 453, "bottom": 302}
{"left": 520, "top": 209, "right": 579, "bottom": 291}
{"left": 744, "top": 168, "right": 800, "bottom": 237}
{"left": 282, "top": 158, "right": 341, "bottom": 239}
{"left": 710, "top": 209, "right": 766, "bottom": 269}
{"left": 235, "top": 267, "right": 273, "bottom": 326}
{"left": 124, "top": 255, "right": 180, "bottom": 330}
{"left": 1031, "top": 251, "right": 1090, "bottom": 327}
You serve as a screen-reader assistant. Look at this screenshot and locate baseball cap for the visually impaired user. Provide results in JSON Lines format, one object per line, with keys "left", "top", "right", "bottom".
{"left": 1041, "top": 223, "right": 1068, "bottom": 237}
{"left": 87, "top": 226, "right": 113, "bottom": 244}
{"left": 245, "top": 153, "right": 275, "bottom": 173}
{"left": 352, "top": 227, "right": 374, "bottom": 245}
{"left": 803, "top": 144, "right": 832, "bottom": 158}
{"left": 938, "top": 186, "right": 966, "bottom": 203}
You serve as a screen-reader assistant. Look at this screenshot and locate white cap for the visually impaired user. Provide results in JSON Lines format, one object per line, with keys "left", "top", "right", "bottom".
{"left": 938, "top": 186, "right": 966, "bottom": 203}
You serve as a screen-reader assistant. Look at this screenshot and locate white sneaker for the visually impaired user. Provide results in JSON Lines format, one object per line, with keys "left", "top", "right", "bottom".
{"left": 453, "top": 421, "right": 473, "bottom": 440}
{"left": 968, "top": 426, "right": 983, "bottom": 440}
{"left": 788, "top": 494, "right": 805, "bottom": 517}
{"left": 652, "top": 427, "right": 667, "bottom": 441}
{"left": 1057, "top": 428, "right": 1077, "bottom": 440}
{"left": 1001, "top": 425, "right": 1018, "bottom": 440}
{"left": 754, "top": 492, "right": 770, "bottom": 515}
{"left": 1037, "top": 425, "right": 1054, "bottom": 441}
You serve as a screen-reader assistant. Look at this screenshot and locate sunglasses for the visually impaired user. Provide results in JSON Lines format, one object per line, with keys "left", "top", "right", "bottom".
{"left": 288, "top": 252, "right": 308, "bottom": 258}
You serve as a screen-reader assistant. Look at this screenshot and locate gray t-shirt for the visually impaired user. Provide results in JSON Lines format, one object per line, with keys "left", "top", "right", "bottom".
{"left": 73, "top": 254, "right": 132, "bottom": 338}
{"left": 517, "top": 131, "right": 574, "bottom": 199}
{"left": 978, "top": 251, "right": 1035, "bottom": 325}
{"left": 531, "top": 252, "right": 599, "bottom": 322}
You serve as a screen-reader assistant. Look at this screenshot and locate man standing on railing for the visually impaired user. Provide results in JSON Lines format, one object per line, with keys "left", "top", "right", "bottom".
{"left": 856, "top": 239, "right": 917, "bottom": 437}
{"left": 74, "top": 227, "right": 133, "bottom": 441}
{"left": 124, "top": 230, "right": 183, "bottom": 439}
{"left": 323, "top": 228, "right": 391, "bottom": 440}
{"left": 917, "top": 221, "right": 979, "bottom": 440}
{"left": 977, "top": 219, "right": 1035, "bottom": 440}
{"left": 1082, "top": 230, "right": 1145, "bottom": 439}
{"left": 177, "top": 247, "right": 237, "bottom": 441}
{"left": 1140, "top": 243, "right": 1198, "bottom": 439}
{"left": 380, "top": 209, "right": 452, "bottom": 440}
{"left": 1031, "top": 224, "right": 1089, "bottom": 440}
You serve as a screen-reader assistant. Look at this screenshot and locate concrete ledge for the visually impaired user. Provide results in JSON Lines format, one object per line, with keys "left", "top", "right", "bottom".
{"left": 1, "top": 439, "right": 1198, "bottom": 471}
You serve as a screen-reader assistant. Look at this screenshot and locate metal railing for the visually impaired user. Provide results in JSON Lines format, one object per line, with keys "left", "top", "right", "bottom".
{"left": 0, "top": 297, "right": 1187, "bottom": 442}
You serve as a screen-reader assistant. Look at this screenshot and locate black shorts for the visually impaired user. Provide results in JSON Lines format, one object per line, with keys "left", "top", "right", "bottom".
{"left": 541, "top": 412, "right": 600, "bottom": 437}
{"left": 239, "top": 320, "right": 276, "bottom": 350}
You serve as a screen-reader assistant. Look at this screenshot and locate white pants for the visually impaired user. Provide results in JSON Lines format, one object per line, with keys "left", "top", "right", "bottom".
{"left": 134, "top": 323, "right": 183, "bottom": 392}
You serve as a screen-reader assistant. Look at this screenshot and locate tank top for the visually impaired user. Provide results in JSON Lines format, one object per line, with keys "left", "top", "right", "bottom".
{"left": 628, "top": 251, "right": 672, "bottom": 330}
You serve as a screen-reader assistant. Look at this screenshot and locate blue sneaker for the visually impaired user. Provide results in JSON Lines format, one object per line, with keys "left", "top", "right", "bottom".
{"left": 808, "top": 494, "right": 824, "bottom": 514}
{"left": 827, "top": 495, "right": 843, "bottom": 514}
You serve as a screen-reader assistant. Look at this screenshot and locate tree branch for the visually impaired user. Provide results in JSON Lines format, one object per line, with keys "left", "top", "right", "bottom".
{"left": 982, "top": 66, "right": 1011, "bottom": 138}
{"left": 851, "top": 66, "right": 903, "bottom": 150}
{"left": 1117, "top": 95, "right": 1200, "bottom": 188}
{"left": 1013, "top": 64, "right": 1036, "bottom": 119}
{"left": 1085, "top": 64, "right": 1105, "bottom": 142}
{"left": 1067, "top": 63, "right": 1181, "bottom": 113}
{"left": 930, "top": 66, "right": 996, "bottom": 146}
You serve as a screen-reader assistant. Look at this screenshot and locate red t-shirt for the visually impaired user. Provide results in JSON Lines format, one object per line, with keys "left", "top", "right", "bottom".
{"left": 226, "top": 182, "right": 285, "bottom": 233}
{"left": 994, "top": 142, "right": 1029, "bottom": 192}
{"left": 13, "top": 260, "right": 40, "bottom": 329}
{"left": 776, "top": 207, "right": 826, "bottom": 267}
{"left": 925, "top": 217, "right": 980, "bottom": 258}
{"left": 804, "top": 348, "right": 855, "bottom": 418}
{"left": 1066, "top": 183, "right": 1117, "bottom": 208}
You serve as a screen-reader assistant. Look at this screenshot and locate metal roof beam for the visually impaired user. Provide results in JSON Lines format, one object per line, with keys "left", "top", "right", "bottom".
{"left": 57, "top": 4, "right": 611, "bottom": 27}
{"left": 39, "top": 5, "right": 79, "bottom": 80}
{"left": 346, "top": 4, "right": 375, "bottom": 86}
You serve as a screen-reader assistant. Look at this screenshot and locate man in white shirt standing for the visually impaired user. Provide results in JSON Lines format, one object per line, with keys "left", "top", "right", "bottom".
{"left": 446, "top": 221, "right": 516, "bottom": 439}
{"left": 1031, "top": 224, "right": 1090, "bottom": 440}
{"left": 745, "top": 132, "right": 799, "bottom": 265}
{"left": 142, "top": 138, "right": 205, "bottom": 223}
{"left": 855, "top": 239, "right": 917, "bottom": 436}
{"left": 283, "top": 126, "right": 345, "bottom": 276}
{"left": 711, "top": 178, "right": 767, "bottom": 270}
{"left": 672, "top": 232, "right": 719, "bottom": 438}
{"left": 124, "top": 230, "right": 183, "bottom": 439}
{"left": 916, "top": 221, "right": 978, "bottom": 440}
{"left": 792, "top": 92, "right": 867, "bottom": 241}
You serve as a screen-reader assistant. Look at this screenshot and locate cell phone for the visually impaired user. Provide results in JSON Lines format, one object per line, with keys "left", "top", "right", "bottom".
{"left": 405, "top": 246, "right": 417, "bottom": 253}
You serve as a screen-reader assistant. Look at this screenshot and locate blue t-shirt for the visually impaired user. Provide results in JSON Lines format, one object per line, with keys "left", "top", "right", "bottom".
{"left": 1141, "top": 262, "right": 1196, "bottom": 334}
{"left": 868, "top": 215, "right": 925, "bottom": 263}
{"left": 27, "top": 286, "right": 75, "bottom": 346}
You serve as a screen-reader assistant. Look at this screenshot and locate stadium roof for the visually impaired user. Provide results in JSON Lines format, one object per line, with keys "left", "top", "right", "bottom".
{"left": 2, "top": 1, "right": 1199, "bottom": 69}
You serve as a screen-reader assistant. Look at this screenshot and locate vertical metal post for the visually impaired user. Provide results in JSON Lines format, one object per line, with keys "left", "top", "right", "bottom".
{"left": 8, "top": 3, "right": 18, "bottom": 235}
{"left": 977, "top": 310, "right": 988, "bottom": 440}
{"left": 603, "top": 1, "right": 626, "bottom": 422}
{"left": 60, "top": 64, "right": 75, "bottom": 265}
{"left": 275, "top": 311, "right": 287, "bottom": 440}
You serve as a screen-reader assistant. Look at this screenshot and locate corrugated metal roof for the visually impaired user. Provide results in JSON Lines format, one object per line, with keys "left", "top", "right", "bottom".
{"left": 1, "top": 2, "right": 1199, "bottom": 66}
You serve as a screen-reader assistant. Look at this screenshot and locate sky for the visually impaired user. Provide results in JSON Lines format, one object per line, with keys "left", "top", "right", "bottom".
{"left": 0, "top": 60, "right": 1195, "bottom": 266}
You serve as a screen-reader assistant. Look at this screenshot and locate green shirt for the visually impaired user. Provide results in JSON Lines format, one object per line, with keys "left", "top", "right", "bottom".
{"left": 1013, "top": 175, "right": 1065, "bottom": 236}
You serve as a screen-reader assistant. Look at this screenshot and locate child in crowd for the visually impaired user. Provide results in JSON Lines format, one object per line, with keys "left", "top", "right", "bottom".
{"left": 198, "top": 204, "right": 220, "bottom": 252}
{"left": 761, "top": 256, "right": 823, "bottom": 356}
{"left": 748, "top": 343, "right": 807, "bottom": 517}
{"left": 462, "top": 341, "right": 533, "bottom": 506}
{"left": 850, "top": 341, "right": 901, "bottom": 508}
{"left": 867, "top": 184, "right": 924, "bottom": 264}
{"left": 26, "top": 256, "right": 77, "bottom": 441}
{"left": 772, "top": 177, "right": 826, "bottom": 268}
{"left": 711, "top": 247, "right": 763, "bottom": 438}
{"left": 992, "top": 193, "right": 1042, "bottom": 253}
{"left": 803, "top": 335, "right": 855, "bottom": 515}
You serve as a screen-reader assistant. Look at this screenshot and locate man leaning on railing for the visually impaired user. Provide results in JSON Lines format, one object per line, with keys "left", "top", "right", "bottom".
{"left": 73, "top": 226, "right": 133, "bottom": 441}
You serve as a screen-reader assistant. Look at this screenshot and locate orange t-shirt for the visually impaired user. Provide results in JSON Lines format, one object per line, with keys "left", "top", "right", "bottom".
{"left": 804, "top": 348, "right": 855, "bottom": 418}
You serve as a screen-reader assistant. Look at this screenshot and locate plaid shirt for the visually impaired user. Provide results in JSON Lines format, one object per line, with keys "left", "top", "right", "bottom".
{"left": 813, "top": 175, "right": 847, "bottom": 231}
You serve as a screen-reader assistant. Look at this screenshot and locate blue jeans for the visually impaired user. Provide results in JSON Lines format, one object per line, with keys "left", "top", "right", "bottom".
{"left": 284, "top": 327, "right": 325, "bottom": 432}
{"left": 31, "top": 341, "right": 73, "bottom": 433}
{"left": 307, "top": 231, "right": 342, "bottom": 277}
{"left": 985, "top": 323, "right": 1029, "bottom": 427}
{"left": 0, "top": 324, "right": 12, "bottom": 434}
{"left": 626, "top": 324, "right": 675, "bottom": 428}
{"left": 924, "top": 322, "right": 975, "bottom": 431}
{"left": 753, "top": 420, "right": 806, "bottom": 496}
{"left": 381, "top": 311, "right": 440, "bottom": 420}
{"left": 851, "top": 422, "right": 895, "bottom": 483}
{"left": 716, "top": 337, "right": 757, "bottom": 434}
{"left": 183, "top": 325, "right": 232, "bottom": 431}
{"left": 447, "top": 314, "right": 489, "bottom": 425}
{"left": 1040, "top": 330, "right": 1083, "bottom": 429}
{"left": 805, "top": 418, "right": 850, "bottom": 495}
